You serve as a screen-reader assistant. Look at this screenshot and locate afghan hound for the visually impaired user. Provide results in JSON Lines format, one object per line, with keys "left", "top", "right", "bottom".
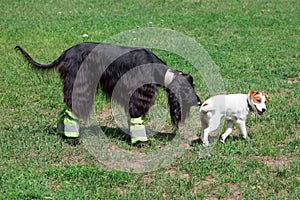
{"left": 15, "top": 42, "right": 201, "bottom": 132}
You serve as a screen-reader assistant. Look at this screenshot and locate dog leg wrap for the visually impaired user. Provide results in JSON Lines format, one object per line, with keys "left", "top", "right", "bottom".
{"left": 130, "top": 117, "right": 147, "bottom": 144}
{"left": 57, "top": 108, "right": 80, "bottom": 138}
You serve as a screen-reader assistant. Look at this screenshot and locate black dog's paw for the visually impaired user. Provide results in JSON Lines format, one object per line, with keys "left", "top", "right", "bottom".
{"left": 133, "top": 141, "right": 149, "bottom": 148}
{"left": 61, "top": 135, "right": 81, "bottom": 146}
{"left": 67, "top": 138, "right": 81, "bottom": 146}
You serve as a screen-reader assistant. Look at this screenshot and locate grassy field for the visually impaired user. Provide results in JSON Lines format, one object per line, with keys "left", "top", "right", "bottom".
{"left": 1, "top": 0, "right": 299, "bottom": 199}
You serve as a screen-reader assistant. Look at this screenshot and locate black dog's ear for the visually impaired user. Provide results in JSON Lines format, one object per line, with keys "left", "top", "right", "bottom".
{"left": 166, "top": 72, "right": 200, "bottom": 128}
{"left": 174, "top": 69, "right": 200, "bottom": 102}
{"left": 175, "top": 70, "right": 184, "bottom": 75}
{"left": 173, "top": 69, "right": 201, "bottom": 105}
{"left": 179, "top": 72, "right": 195, "bottom": 87}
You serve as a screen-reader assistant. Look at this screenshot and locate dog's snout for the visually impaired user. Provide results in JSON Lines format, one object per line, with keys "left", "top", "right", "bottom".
{"left": 262, "top": 108, "right": 266, "bottom": 112}
{"left": 196, "top": 95, "right": 202, "bottom": 106}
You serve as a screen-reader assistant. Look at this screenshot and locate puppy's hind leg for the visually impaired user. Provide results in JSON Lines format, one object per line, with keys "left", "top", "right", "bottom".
{"left": 201, "top": 111, "right": 222, "bottom": 147}
{"left": 201, "top": 127, "right": 212, "bottom": 147}
{"left": 200, "top": 111, "right": 210, "bottom": 147}
{"left": 220, "top": 120, "right": 233, "bottom": 143}
{"left": 200, "top": 123, "right": 208, "bottom": 146}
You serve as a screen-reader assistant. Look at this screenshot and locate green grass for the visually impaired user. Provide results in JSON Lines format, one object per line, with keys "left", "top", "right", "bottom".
{"left": 1, "top": 0, "right": 299, "bottom": 199}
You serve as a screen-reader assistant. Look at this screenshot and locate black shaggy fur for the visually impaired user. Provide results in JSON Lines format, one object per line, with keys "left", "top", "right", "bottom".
{"left": 15, "top": 42, "right": 201, "bottom": 128}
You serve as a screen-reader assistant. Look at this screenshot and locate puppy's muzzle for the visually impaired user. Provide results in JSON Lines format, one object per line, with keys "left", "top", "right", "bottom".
{"left": 256, "top": 107, "right": 267, "bottom": 115}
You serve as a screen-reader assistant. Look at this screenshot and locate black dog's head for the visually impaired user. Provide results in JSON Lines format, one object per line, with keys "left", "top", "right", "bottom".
{"left": 176, "top": 70, "right": 201, "bottom": 106}
{"left": 166, "top": 70, "right": 201, "bottom": 129}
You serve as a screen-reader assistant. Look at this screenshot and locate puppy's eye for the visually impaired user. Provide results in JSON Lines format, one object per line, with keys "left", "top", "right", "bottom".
{"left": 257, "top": 99, "right": 261, "bottom": 103}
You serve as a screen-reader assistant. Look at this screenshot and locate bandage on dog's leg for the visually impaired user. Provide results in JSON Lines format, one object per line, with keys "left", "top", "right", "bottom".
{"left": 130, "top": 117, "right": 148, "bottom": 146}
{"left": 57, "top": 108, "right": 80, "bottom": 138}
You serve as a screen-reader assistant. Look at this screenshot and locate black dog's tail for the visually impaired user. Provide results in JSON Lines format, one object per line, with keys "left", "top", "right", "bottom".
{"left": 15, "top": 45, "right": 61, "bottom": 69}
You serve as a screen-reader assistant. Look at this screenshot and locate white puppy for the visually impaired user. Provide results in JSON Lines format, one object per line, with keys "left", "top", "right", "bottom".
{"left": 199, "top": 90, "right": 268, "bottom": 147}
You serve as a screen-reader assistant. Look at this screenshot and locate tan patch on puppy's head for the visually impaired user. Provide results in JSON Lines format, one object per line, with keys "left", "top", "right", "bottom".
{"left": 248, "top": 90, "right": 268, "bottom": 115}
{"left": 249, "top": 90, "right": 260, "bottom": 100}
{"left": 249, "top": 90, "right": 264, "bottom": 103}
{"left": 253, "top": 95, "right": 262, "bottom": 104}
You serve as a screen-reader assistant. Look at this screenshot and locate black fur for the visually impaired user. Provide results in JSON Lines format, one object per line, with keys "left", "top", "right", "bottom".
{"left": 15, "top": 42, "right": 201, "bottom": 128}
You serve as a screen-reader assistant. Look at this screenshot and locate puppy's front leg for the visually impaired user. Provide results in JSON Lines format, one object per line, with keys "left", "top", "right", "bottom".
{"left": 236, "top": 119, "right": 251, "bottom": 141}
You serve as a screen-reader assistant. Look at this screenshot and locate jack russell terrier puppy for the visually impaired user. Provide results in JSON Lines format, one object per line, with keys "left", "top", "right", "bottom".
{"left": 200, "top": 90, "right": 269, "bottom": 147}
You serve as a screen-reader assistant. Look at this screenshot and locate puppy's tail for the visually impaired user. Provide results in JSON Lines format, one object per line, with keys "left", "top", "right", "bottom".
{"left": 15, "top": 45, "right": 61, "bottom": 69}
{"left": 199, "top": 102, "right": 213, "bottom": 113}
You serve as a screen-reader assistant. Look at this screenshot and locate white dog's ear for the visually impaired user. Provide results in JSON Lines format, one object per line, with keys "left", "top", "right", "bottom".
{"left": 262, "top": 92, "right": 270, "bottom": 101}
{"left": 249, "top": 90, "right": 259, "bottom": 99}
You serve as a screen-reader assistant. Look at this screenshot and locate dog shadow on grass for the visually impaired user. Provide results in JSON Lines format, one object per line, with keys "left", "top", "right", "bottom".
{"left": 46, "top": 125, "right": 175, "bottom": 146}
{"left": 190, "top": 134, "right": 246, "bottom": 147}
{"left": 46, "top": 126, "right": 81, "bottom": 146}
{"left": 47, "top": 125, "right": 247, "bottom": 148}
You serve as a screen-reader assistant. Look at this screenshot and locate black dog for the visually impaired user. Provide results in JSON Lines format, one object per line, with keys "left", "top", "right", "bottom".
{"left": 15, "top": 42, "right": 201, "bottom": 130}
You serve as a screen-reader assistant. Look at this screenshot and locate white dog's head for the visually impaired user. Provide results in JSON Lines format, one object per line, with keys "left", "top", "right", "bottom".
{"left": 248, "top": 90, "right": 269, "bottom": 115}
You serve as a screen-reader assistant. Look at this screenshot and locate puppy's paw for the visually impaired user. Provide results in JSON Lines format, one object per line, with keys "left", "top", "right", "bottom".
{"left": 220, "top": 136, "right": 226, "bottom": 144}
{"left": 243, "top": 136, "right": 251, "bottom": 142}
{"left": 202, "top": 141, "right": 210, "bottom": 148}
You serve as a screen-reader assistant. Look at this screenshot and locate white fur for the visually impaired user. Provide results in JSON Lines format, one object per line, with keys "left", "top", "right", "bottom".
{"left": 199, "top": 90, "right": 268, "bottom": 147}
{"left": 164, "top": 69, "right": 175, "bottom": 87}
